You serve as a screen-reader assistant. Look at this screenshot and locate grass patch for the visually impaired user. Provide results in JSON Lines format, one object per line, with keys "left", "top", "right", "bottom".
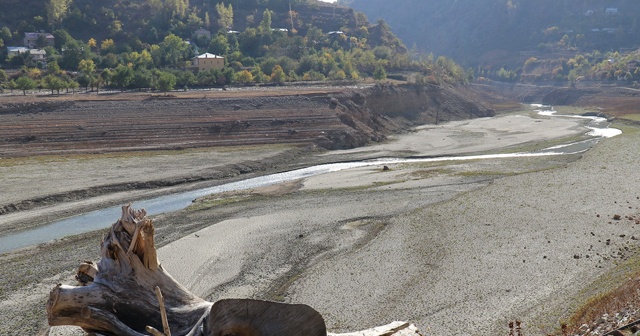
{"left": 187, "top": 195, "right": 251, "bottom": 211}
{"left": 404, "top": 168, "right": 453, "bottom": 179}
{"left": 455, "top": 170, "right": 513, "bottom": 178}
{"left": 613, "top": 122, "right": 640, "bottom": 135}
{"left": 619, "top": 113, "right": 640, "bottom": 122}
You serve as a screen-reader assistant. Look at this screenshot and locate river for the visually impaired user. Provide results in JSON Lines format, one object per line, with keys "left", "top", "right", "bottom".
{"left": 0, "top": 105, "right": 621, "bottom": 253}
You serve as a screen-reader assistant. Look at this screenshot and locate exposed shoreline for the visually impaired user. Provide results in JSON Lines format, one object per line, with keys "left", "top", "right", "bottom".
{"left": 3, "top": 104, "right": 634, "bottom": 335}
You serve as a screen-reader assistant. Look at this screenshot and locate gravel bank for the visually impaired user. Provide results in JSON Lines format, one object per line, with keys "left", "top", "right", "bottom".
{"left": 288, "top": 125, "right": 640, "bottom": 335}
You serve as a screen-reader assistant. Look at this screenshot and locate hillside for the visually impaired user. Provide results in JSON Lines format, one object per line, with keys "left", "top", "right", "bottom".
{"left": 345, "top": 0, "right": 640, "bottom": 69}
{"left": 0, "top": 0, "right": 434, "bottom": 92}
{"left": 0, "top": 0, "right": 357, "bottom": 45}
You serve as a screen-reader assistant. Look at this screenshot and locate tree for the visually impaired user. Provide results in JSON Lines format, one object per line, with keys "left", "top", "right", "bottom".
{"left": 0, "top": 69, "right": 7, "bottom": 91}
{"left": 9, "top": 51, "right": 36, "bottom": 68}
{"left": 46, "top": 0, "right": 72, "bottom": 28}
{"left": 173, "top": 70, "right": 197, "bottom": 88}
{"left": 77, "top": 74, "right": 91, "bottom": 90}
{"left": 260, "top": 9, "right": 272, "bottom": 35}
{"left": 47, "top": 60, "right": 61, "bottom": 74}
{"left": 154, "top": 71, "right": 177, "bottom": 93}
{"left": 15, "top": 76, "right": 37, "bottom": 95}
{"left": 131, "top": 68, "right": 153, "bottom": 90}
{"left": 78, "top": 59, "right": 96, "bottom": 76}
{"left": 373, "top": 65, "right": 387, "bottom": 80}
{"left": 209, "top": 34, "right": 230, "bottom": 55}
{"left": 215, "top": 3, "right": 233, "bottom": 30}
{"left": 329, "top": 69, "right": 347, "bottom": 80}
{"left": 87, "top": 38, "right": 97, "bottom": 50}
{"left": 91, "top": 76, "right": 103, "bottom": 93}
{"left": 66, "top": 78, "right": 79, "bottom": 93}
{"left": 270, "top": 64, "right": 286, "bottom": 84}
{"left": 101, "top": 39, "right": 116, "bottom": 55}
{"left": 223, "top": 67, "right": 236, "bottom": 84}
{"left": 236, "top": 69, "right": 253, "bottom": 83}
{"left": 112, "top": 65, "right": 134, "bottom": 91}
{"left": 44, "top": 74, "right": 66, "bottom": 94}
{"left": 60, "top": 38, "right": 88, "bottom": 70}
{"left": 0, "top": 27, "right": 11, "bottom": 43}
{"left": 165, "top": 0, "right": 188, "bottom": 19}
{"left": 100, "top": 69, "right": 112, "bottom": 86}
{"left": 155, "top": 34, "right": 190, "bottom": 68}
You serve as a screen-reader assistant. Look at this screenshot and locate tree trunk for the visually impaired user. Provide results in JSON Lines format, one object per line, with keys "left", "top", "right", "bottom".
{"left": 47, "top": 205, "right": 421, "bottom": 336}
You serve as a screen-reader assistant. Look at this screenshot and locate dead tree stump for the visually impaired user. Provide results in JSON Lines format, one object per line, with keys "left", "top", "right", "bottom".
{"left": 47, "top": 205, "right": 421, "bottom": 336}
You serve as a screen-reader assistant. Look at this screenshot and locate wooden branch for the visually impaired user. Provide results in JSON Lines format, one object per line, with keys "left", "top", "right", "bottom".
{"left": 126, "top": 219, "right": 144, "bottom": 254}
{"left": 146, "top": 326, "right": 166, "bottom": 336}
{"left": 155, "top": 286, "right": 171, "bottom": 336}
{"left": 75, "top": 261, "right": 97, "bottom": 285}
{"left": 140, "top": 220, "right": 159, "bottom": 270}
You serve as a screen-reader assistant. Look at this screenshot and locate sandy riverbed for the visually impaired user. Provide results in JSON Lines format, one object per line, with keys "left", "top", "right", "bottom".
{"left": 2, "top": 105, "right": 638, "bottom": 335}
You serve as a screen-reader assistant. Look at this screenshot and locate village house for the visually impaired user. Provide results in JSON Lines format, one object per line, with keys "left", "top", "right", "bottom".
{"left": 7, "top": 46, "right": 47, "bottom": 61}
{"left": 23, "top": 32, "right": 55, "bottom": 48}
{"left": 191, "top": 53, "right": 224, "bottom": 71}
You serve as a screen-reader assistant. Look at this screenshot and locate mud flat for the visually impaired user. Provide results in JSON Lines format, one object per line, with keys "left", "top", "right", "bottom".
{"left": 2, "top": 104, "right": 632, "bottom": 335}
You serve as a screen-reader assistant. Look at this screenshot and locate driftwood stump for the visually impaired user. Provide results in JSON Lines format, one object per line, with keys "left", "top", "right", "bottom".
{"left": 47, "top": 205, "right": 421, "bottom": 336}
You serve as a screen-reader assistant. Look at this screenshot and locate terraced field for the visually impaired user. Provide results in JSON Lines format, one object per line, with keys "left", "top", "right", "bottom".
{"left": 0, "top": 92, "right": 349, "bottom": 158}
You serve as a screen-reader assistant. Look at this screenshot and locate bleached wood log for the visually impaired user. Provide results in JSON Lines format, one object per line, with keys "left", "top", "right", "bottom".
{"left": 329, "top": 321, "right": 422, "bottom": 336}
{"left": 47, "top": 205, "right": 421, "bottom": 336}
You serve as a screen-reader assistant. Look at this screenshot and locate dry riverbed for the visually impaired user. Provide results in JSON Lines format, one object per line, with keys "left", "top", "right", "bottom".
{"left": 1, "top": 106, "right": 638, "bottom": 335}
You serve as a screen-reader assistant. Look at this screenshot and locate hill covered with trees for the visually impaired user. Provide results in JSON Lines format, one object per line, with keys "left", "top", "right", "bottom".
{"left": 344, "top": 0, "right": 640, "bottom": 84}
{"left": 344, "top": 0, "right": 640, "bottom": 66}
{"left": 0, "top": 0, "right": 472, "bottom": 94}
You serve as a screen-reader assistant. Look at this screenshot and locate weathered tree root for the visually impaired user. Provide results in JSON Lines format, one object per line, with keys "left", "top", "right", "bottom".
{"left": 47, "top": 204, "right": 421, "bottom": 336}
{"left": 47, "top": 204, "right": 211, "bottom": 335}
